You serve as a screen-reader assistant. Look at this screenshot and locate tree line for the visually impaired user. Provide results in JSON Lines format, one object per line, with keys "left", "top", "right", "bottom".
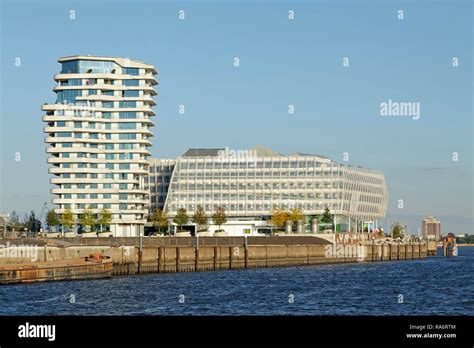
{"left": 151, "top": 205, "right": 227, "bottom": 234}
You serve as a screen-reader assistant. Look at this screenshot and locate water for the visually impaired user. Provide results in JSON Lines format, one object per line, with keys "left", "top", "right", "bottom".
{"left": 1, "top": 247, "right": 472, "bottom": 315}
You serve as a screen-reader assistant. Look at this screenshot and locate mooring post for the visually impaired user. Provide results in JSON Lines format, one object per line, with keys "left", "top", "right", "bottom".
{"left": 137, "top": 233, "right": 143, "bottom": 274}
{"left": 176, "top": 246, "right": 180, "bottom": 272}
{"left": 397, "top": 240, "right": 400, "bottom": 260}
{"left": 195, "top": 235, "right": 199, "bottom": 271}
{"left": 229, "top": 246, "right": 233, "bottom": 269}
{"left": 157, "top": 246, "right": 162, "bottom": 273}
{"left": 213, "top": 246, "right": 217, "bottom": 270}
{"left": 244, "top": 236, "right": 248, "bottom": 269}
{"left": 371, "top": 238, "right": 375, "bottom": 262}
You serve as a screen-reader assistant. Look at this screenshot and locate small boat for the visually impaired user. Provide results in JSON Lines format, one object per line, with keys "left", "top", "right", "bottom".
{"left": 0, "top": 256, "right": 113, "bottom": 285}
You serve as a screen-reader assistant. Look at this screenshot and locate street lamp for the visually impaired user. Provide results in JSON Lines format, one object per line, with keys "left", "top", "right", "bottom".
{"left": 3, "top": 213, "right": 9, "bottom": 238}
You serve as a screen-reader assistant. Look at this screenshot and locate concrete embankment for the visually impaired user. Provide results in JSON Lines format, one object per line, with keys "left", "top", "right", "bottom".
{"left": 0, "top": 237, "right": 428, "bottom": 281}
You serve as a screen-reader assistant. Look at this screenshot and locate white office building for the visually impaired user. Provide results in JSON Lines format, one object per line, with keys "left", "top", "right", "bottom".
{"left": 146, "top": 146, "right": 388, "bottom": 234}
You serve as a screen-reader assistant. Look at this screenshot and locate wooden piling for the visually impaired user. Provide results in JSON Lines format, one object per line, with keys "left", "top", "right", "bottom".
{"left": 195, "top": 247, "right": 199, "bottom": 271}
{"left": 176, "top": 247, "right": 180, "bottom": 272}
{"left": 157, "top": 246, "right": 162, "bottom": 273}
{"left": 213, "top": 247, "right": 217, "bottom": 270}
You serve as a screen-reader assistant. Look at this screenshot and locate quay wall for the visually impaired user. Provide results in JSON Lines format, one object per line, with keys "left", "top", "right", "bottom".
{"left": 0, "top": 237, "right": 428, "bottom": 276}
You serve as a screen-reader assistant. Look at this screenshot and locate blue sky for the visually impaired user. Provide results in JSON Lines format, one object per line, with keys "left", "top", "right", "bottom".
{"left": 1, "top": 0, "right": 472, "bottom": 234}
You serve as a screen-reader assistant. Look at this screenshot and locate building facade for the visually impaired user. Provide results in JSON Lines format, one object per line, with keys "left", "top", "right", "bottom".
{"left": 421, "top": 216, "right": 441, "bottom": 241}
{"left": 146, "top": 146, "right": 388, "bottom": 233}
{"left": 42, "top": 55, "right": 158, "bottom": 237}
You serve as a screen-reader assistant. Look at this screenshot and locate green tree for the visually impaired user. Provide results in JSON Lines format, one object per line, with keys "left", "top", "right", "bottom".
{"left": 97, "top": 209, "right": 112, "bottom": 233}
{"left": 192, "top": 205, "right": 208, "bottom": 232}
{"left": 46, "top": 210, "right": 60, "bottom": 232}
{"left": 321, "top": 207, "right": 333, "bottom": 224}
{"left": 24, "top": 211, "right": 41, "bottom": 233}
{"left": 212, "top": 207, "right": 227, "bottom": 232}
{"left": 60, "top": 208, "right": 75, "bottom": 233}
{"left": 270, "top": 207, "right": 290, "bottom": 230}
{"left": 80, "top": 207, "right": 96, "bottom": 233}
{"left": 151, "top": 209, "right": 168, "bottom": 234}
{"left": 392, "top": 224, "right": 402, "bottom": 239}
{"left": 173, "top": 208, "right": 189, "bottom": 232}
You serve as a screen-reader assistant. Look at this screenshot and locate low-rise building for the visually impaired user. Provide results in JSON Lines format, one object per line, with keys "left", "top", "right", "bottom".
{"left": 145, "top": 146, "right": 389, "bottom": 235}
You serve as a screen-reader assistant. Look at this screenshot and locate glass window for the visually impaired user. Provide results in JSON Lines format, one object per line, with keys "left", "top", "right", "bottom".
{"left": 123, "top": 90, "right": 139, "bottom": 97}
{"left": 62, "top": 60, "right": 116, "bottom": 74}
{"left": 119, "top": 101, "right": 136, "bottom": 108}
{"left": 119, "top": 144, "right": 134, "bottom": 149}
{"left": 56, "top": 90, "right": 82, "bottom": 104}
{"left": 56, "top": 121, "right": 66, "bottom": 127}
{"left": 102, "top": 101, "right": 114, "bottom": 108}
{"left": 123, "top": 79, "right": 139, "bottom": 86}
{"left": 68, "top": 79, "right": 82, "bottom": 86}
{"left": 123, "top": 67, "right": 139, "bottom": 75}
{"left": 119, "top": 112, "right": 137, "bottom": 119}
{"left": 118, "top": 123, "right": 136, "bottom": 129}
{"left": 119, "top": 133, "right": 136, "bottom": 140}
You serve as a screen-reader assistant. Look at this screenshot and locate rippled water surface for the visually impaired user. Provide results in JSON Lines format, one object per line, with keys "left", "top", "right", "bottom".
{"left": 1, "top": 247, "right": 472, "bottom": 315}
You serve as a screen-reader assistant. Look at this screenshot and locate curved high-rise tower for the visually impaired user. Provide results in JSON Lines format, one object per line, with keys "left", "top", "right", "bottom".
{"left": 42, "top": 55, "right": 158, "bottom": 236}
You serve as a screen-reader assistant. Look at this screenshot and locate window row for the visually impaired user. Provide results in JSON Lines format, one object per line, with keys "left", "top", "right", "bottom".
{"left": 168, "top": 192, "right": 344, "bottom": 201}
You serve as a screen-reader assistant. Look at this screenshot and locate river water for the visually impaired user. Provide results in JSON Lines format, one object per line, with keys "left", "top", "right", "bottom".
{"left": 1, "top": 247, "right": 472, "bottom": 315}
